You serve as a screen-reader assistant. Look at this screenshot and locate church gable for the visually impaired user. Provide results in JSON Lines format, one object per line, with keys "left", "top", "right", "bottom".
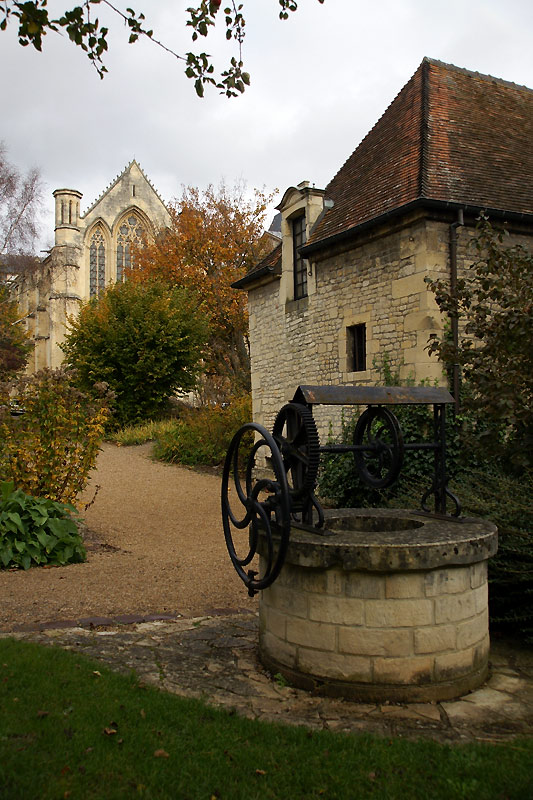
{"left": 79, "top": 163, "right": 171, "bottom": 299}
{"left": 82, "top": 161, "right": 169, "bottom": 234}
{"left": 16, "top": 161, "right": 171, "bottom": 371}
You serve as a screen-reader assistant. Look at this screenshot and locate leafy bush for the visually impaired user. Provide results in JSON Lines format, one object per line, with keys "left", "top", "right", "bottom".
{"left": 153, "top": 394, "right": 252, "bottom": 467}
{"left": 61, "top": 280, "right": 209, "bottom": 428}
{"left": 0, "top": 368, "right": 110, "bottom": 504}
{"left": 427, "top": 217, "right": 533, "bottom": 470}
{"left": 0, "top": 285, "right": 32, "bottom": 379}
{"left": 0, "top": 480, "right": 86, "bottom": 569}
{"left": 109, "top": 418, "right": 180, "bottom": 446}
{"left": 452, "top": 469, "right": 533, "bottom": 643}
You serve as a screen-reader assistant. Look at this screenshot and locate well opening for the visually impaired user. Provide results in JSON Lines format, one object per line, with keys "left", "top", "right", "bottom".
{"left": 327, "top": 514, "right": 424, "bottom": 533}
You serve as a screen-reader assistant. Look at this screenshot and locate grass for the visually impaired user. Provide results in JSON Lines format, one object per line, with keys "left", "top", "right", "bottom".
{"left": 1, "top": 639, "right": 533, "bottom": 799}
{"left": 108, "top": 419, "right": 178, "bottom": 447}
{"left": 108, "top": 396, "right": 253, "bottom": 469}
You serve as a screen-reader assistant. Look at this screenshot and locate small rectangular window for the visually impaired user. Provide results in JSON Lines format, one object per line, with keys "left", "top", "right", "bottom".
{"left": 292, "top": 214, "right": 307, "bottom": 300}
{"left": 348, "top": 324, "right": 366, "bottom": 372}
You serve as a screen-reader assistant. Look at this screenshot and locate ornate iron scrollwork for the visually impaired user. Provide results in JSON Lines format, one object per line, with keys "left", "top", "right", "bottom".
{"left": 222, "top": 385, "right": 461, "bottom": 595}
{"left": 221, "top": 422, "right": 291, "bottom": 597}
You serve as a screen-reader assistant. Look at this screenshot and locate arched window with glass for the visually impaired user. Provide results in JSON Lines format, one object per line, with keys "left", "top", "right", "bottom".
{"left": 116, "top": 214, "right": 145, "bottom": 282}
{"left": 89, "top": 227, "right": 106, "bottom": 297}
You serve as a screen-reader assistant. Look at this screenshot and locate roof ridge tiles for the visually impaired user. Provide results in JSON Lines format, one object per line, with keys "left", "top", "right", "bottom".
{"left": 423, "top": 56, "right": 533, "bottom": 95}
{"left": 304, "top": 58, "right": 533, "bottom": 252}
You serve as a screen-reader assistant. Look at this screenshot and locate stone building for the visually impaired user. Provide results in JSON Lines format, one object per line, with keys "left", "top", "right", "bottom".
{"left": 14, "top": 160, "right": 170, "bottom": 370}
{"left": 234, "top": 58, "right": 533, "bottom": 436}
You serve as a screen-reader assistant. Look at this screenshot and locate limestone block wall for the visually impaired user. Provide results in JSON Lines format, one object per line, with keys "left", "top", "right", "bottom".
{"left": 248, "top": 217, "right": 451, "bottom": 442}
{"left": 247, "top": 217, "right": 533, "bottom": 445}
{"left": 259, "top": 559, "right": 490, "bottom": 702}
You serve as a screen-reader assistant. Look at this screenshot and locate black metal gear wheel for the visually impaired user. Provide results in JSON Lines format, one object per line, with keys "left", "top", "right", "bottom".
{"left": 353, "top": 406, "right": 404, "bottom": 489}
{"left": 272, "top": 402, "right": 320, "bottom": 499}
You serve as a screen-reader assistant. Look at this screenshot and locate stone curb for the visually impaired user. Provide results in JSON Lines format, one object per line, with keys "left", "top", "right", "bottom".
{"left": 2, "top": 613, "right": 532, "bottom": 744}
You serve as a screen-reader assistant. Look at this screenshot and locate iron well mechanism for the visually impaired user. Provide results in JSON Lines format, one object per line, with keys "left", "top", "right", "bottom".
{"left": 221, "top": 385, "right": 460, "bottom": 596}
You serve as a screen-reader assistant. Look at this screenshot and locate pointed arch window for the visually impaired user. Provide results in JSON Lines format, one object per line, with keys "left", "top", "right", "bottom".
{"left": 89, "top": 227, "right": 106, "bottom": 297}
{"left": 116, "top": 214, "right": 145, "bottom": 282}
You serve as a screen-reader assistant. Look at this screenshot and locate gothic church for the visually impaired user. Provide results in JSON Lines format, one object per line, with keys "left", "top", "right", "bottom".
{"left": 16, "top": 161, "right": 170, "bottom": 370}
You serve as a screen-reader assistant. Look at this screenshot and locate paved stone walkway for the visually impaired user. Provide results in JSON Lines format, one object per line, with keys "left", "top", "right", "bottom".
{"left": 3, "top": 612, "right": 532, "bottom": 744}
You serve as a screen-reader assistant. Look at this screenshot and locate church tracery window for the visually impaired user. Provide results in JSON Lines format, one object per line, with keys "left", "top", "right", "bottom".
{"left": 116, "top": 214, "right": 145, "bottom": 282}
{"left": 89, "top": 227, "right": 106, "bottom": 297}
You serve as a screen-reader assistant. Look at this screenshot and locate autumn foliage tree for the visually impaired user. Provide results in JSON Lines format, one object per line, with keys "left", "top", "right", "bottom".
{"left": 0, "top": 286, "right": 31, "bottom": 378}
{"left": 133, "top": 182, "right": 275, "bottom": 401}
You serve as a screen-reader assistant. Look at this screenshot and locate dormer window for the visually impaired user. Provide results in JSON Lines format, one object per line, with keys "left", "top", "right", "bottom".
{"left": 292, "top": 214, "right": 307, "bottom": 300}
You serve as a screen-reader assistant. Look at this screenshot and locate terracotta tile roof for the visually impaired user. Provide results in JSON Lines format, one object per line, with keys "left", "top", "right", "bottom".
{"left": 306, "top": 58, "right": 533, "bottom": 251}
{"left": 232, "top": 242, "right": 281, "bottom": 289}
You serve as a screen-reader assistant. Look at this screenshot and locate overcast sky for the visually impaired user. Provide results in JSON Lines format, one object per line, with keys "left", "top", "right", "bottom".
{"left": 2, "top": 0, "right": 533, "bottom": 251}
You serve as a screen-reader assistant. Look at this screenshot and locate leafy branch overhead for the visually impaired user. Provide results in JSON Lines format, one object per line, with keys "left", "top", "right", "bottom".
{"left": 1, "top": 0, "right": 325, "bottom": 96}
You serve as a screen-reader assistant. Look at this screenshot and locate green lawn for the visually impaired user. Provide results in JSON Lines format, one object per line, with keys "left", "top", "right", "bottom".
{"left": 1, "top": 638, "right": 532, "bottom": 799}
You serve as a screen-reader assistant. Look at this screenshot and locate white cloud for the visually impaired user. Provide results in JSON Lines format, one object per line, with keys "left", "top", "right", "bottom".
{"left": 1, "top": 0, "right": 532, "bottom": 249}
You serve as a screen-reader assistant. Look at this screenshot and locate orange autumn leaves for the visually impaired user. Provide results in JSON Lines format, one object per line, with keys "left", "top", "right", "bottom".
{"left": 130, "top": 183, "right": 275, "bottom": 398}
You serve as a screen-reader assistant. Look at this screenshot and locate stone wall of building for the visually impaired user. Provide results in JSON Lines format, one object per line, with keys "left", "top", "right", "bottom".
{"left": 248, "top": 216, "right": 453, "bottom": 441}
{"left": 247, "top": 215, "right": 533, "bottom": 444}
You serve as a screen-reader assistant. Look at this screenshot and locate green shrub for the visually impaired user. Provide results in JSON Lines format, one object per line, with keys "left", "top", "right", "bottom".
{"left": 109, "top": 418, "right": 179, "bottom": 446}
{"left": 0, "top": 285, "right": 32, "bottom": 379}
{"left": 0, "top": 480, "right": 86, "bottom": 569}
{"left": 61, "top": 280, "right": 209, "bottom": 428}
{"left": 153, "top": 394, "right": 252, "bottom": 467}
{"left": 453, "top": 468, "right": 533, "bottom": 642}
{"left": 0, "top": 368, "right": 110, "bottom": 504}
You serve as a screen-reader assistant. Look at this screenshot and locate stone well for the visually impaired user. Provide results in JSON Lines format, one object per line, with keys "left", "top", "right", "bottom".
{"left": 258, "top": 508, "right": 498, "bottom": 703}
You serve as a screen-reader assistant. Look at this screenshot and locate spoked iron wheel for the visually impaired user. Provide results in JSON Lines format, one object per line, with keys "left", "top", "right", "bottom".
{"left": 221, "top": 422, "right": 291, "bottom": 597}
{"left": 353, "top": 406, "right": 404, "bottom": 489}
{"left": 272, "top": 403, "right": 320, "bottom": 500}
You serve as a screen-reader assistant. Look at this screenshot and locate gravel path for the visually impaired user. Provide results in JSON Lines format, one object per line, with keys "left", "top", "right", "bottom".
{"left": 0, "top": 443, "right": 255, "bottom": 631}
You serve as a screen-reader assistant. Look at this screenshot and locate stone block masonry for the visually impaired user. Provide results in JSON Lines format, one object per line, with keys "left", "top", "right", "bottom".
{"left": 258, "top": 509, "right": 497, "bottom": 703}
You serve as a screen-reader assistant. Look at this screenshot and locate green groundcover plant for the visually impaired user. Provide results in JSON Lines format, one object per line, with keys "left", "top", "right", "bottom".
{"left": 1, "top": 638, "right": 533, "bottom": 800}
{"left": 0, "top": 480, "right": 86, "bottom": 569}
